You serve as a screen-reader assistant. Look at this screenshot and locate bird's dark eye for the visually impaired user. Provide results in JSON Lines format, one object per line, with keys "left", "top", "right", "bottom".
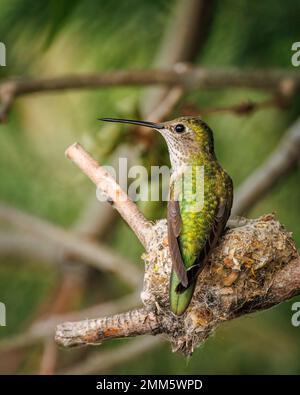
{"left": 175, "top": 124, "right": 185, "bottom": 133}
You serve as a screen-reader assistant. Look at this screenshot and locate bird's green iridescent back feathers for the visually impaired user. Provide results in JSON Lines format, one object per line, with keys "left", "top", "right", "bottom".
{"left": 168, "top": 118, "right": 233, "bottom": 315}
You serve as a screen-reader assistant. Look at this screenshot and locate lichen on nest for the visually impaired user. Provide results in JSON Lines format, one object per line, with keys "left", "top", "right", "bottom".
{"left": 141, "top": 214, "right": 297, "bottom": 355}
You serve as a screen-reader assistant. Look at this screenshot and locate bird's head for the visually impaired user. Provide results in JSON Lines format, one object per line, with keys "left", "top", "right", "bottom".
{"left": 99, "top": 116, "right": 215, "bottom": 169}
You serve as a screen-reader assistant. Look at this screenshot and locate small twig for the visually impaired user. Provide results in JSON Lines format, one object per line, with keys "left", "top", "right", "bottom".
{"left": 65, "top": 143, "right": 152, "bottom": 249}
{"left": 232, "top": 116, "right": 300, "bottom": 215}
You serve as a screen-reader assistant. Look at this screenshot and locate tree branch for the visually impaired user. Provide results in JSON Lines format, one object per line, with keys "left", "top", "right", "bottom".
{"left": 56, "top": 307, "right": 158, "bottom": 347}
{"left": 0, "top": 202, "right": 142, "bottom": 287}
{"left": 1, "top": 67, "right": 298, "bottom": 95}
{"left": 65, "top": 143, "right": 152, "bottom": 249}
{"left": 61, "top": 336, "right": 161, "bottom": 375}
{"left": 1, "top": 66, "right": 299, "bottom": 122}
{"left": 55, "top": 144, "right": 300, "bottom": 355}
{"left": 0, "top": 231, "right": 61, "bottom": 264}
{"left": 0, "top": 293, "right": 140, "bottom": 352}
{"left": 181, "top": 96, "right": 289, "bottom": 117}
{"left": 232, "top": 116, "right": 300, "bottom": 216}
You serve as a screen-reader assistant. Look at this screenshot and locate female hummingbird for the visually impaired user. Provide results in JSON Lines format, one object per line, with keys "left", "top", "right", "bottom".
{"left": 99, "top": 117, "right": 233, "bottom": 315}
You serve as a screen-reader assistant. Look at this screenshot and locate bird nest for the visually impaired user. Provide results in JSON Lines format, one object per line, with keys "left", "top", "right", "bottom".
{"left": 142, "top": 214, "right": 297, "bottom": 355}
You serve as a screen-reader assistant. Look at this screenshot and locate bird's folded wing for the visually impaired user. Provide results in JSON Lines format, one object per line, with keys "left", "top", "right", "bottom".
{"left": 185, "top": 194, "right": 233, "bottom": 286}
{"left": 167, "top": 198, "right": 188, "bottom": 287}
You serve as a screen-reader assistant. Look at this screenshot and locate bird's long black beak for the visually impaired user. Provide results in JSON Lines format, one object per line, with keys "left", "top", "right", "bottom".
{"left": 98, "top": 118, "right": 164, "bottom": 129}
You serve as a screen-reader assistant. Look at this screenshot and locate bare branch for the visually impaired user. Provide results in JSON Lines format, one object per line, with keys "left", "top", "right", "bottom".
{"left": 33, "top": 292, "right": 140, "bottom": 340}
{"left": 1, "top": 67, "right": 299, "bottom": 122}
{"left": 0, "top": 293, "right": 139, "bottom": 352}
{"left": 56, "top": 214, "right": 299, "bottom": 355}
{"left": 65, "top": 143, "right": 152, "bottom": 249}
{"left": 2, "top": 67, "right": 298, "bottom": 96}
{"left": 181, "top": 96, "right": 288, "bottom": 117}
{"left": 55, "top": 308, "right": 158, "bottom": 347}
{"left": 0, "top": 231, "right": 61, "bottom": 264}
{"left": 61, "top": 336, "right": 161, "bottom": 375}
{"left": 232, "top": 117, "right": 300, "bottom": 216}
{"left": 71, "top": 143, "right": 137, "bottom": 239}
{"left": 0, "top": 202, "right": 142, "bottom": 287}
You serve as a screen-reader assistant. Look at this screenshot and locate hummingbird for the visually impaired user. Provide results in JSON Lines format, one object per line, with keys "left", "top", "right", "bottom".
{"left": 99, "top": 117, "right": 233, "bottom": 315}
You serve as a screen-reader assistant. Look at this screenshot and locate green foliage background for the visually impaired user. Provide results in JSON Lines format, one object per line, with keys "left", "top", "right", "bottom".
{"left": 0, "top": 0, "right": 299, "bottom": 374}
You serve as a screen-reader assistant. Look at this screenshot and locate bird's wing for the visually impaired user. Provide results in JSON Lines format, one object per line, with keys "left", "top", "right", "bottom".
{"left": 167, "top": 198, "right": 188, "bottom": 287}
{"left": 168, "top": 177, "right": 233, "bottom": 292}
{"left": 183, "top": 191, "right": 233, "bottom": 289}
